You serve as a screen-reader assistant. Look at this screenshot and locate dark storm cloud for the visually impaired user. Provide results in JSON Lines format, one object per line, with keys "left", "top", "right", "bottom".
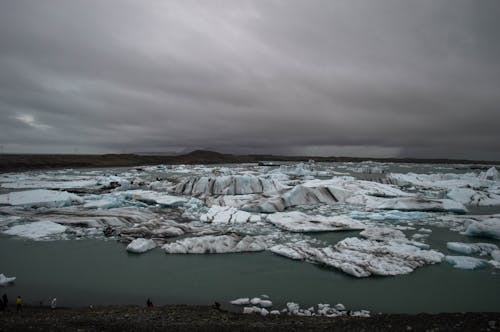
{"left": 1, "top": 0, "right": 499, "bottom": 159}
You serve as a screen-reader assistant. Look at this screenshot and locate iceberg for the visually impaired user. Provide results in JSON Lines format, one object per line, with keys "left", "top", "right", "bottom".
{"left": 447, "top": 188, "right": 500, "bottom": 206}
{"left": 479, "top": 167, "right": 499, "bottom": 181}
{"left": 446, "top": 242, "right": 498, "bottom": 256}
{"left": 121, "top": 190, "right": 187, "bottom": 207}
{"left": 230, "top": 298, "right": 250, "bottom": 305}
{"left": 175, "top": 175, "right": 286, "bottom": 196}
{"left": 368, "top": 197, "right": 467, "bottom": 213}
{"left": 266, "top": 211, "right": 364, "bottom": 233}
{"left": 162, "top": 234, "right": 271, "bottom": 254}
{"left": 0, "top": 273, "right": 16, "bottom": 286}
{"left": 126, "top": 238, "right": 157, "bottom": 253}
{"left": 200, "top": 205, "right": 260, "bottom": 224}
{"left": 462, "top": 217, "right": 500, "bottom": 240}
{"left": 4, "top": 221, "right": 67, "bottom": 240}
{"left": 270, "top": 230, "right": 443, "bottom": 277}
{"left": 445, "top": 256, "right": 489, "bottom": 270}
{"left": 0, "top": 189, "right": 83, "bottom": 208}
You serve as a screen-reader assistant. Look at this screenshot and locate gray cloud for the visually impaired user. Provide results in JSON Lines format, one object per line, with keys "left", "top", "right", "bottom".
{"left": 1, "top": 0, "right": 499, "bottom": 159}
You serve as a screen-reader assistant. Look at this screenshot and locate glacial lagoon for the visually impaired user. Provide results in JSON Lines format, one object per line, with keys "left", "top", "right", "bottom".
{"left": 1, "top": 162, "right": 499, "bottom": 314}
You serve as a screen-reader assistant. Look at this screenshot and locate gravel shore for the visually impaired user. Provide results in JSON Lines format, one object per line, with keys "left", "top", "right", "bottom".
{"left": 0, "top": 305, "right": 499, "bottom": 331}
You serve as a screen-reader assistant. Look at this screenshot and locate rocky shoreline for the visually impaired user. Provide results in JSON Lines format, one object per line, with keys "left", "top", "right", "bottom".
{"left": 0, "top": 305, "right": 499, "bottom": 331}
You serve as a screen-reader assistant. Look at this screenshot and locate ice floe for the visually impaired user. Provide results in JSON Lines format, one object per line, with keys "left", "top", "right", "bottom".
{"left": 270, "top": 229, "right": 443, "bottom": 277}
{"left": 367, "top": 197, "right": 467, "bottom": 213}
{"left": 126, "top": 238, "right": 157, "bottom": 253}
{"left": 162, "top": 234, "right": 271, "bottom": 254}
{"left": 4, "top": 221, "right": 67, "bottom": 240}
{"left": 266, "top": 211, "right": 364, "bottom": 232}
{"left": 175, "top": 175, "right": 286, "bottom": 196}
{"left": 462, "top": 217, "right": 500, "bottom": 240}
{"left": 0, "top": 189, "right": 83, "bottom": 207}
{"left": 446, "top": 242, "right": 498, "bottom": 256}
{"left": 445, "top": 256, "right": 489, "bottom": 270}
{"left": 121, "top": 190, "right": 187, "bottom": 207}
{"left": 200, "top": 205, "right": 260, "bottom": 224}
{"left": 0, "top": 273, "right": 16, "bottom": 286}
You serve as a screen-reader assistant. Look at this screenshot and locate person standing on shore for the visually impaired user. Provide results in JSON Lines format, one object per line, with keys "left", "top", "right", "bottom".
{"left": 16, "top": 296, "right": 22, "bottom": 312}
{"left": 2, "top": 294, "right": 8, "bottom": 312}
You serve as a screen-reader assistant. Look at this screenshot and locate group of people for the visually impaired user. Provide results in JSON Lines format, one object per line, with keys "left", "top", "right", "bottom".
{"left": 0, "top": 294, "right": 23, "bottom": 312}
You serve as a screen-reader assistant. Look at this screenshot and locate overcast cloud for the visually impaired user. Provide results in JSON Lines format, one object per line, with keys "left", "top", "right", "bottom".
{"left": 1, "top": 0, "right": 499, "bottom": 159}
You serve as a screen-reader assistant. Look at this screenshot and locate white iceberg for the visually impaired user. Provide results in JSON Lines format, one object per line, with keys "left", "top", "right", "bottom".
{"left": 446, "top": 242, "right": 498, "bottom": 256}
{"left": 447, "top": 188, "right": 500, "bottom": 206}
{"left": 266, "top": 211, "right": 364, "bottom": 233}
{"left": 445, "top": 256, "right": 489, "bottom": 270}
{"left": 0, "top": 273, "right": 16, "bottom": 286}
{"left": 200, "top": 205, "right": 260, "bottom": 224}
{"left": 368, "top": 197, "right": 467, "bottom": 213}
{"left": 162, "top": 234, "right": 271, "bottom": 254}
{"left": 479, "top": 167, "right": 499, "bottom": 181}
{"left": 462, "top": 217, "right": 500, "bottom": 240}
{"left": 126, "top": 238, "right": 157, "bottom": 253}
{"left": 176, "top": 175, "right": 286, "bottom": 195}
{"left": 0, "top": 189, "right": 83, "bottom": 207}
{"left": 4, "top": 221, "right": 67, "bottom": 240}
{"left": 230, "top": 298, "right": 250, "bottom": 305}
{"left": 121, "top": 190, "right": 187, "bottom": 207}
{"left": 270, "top": 230, "right": 443, "bottom": 277}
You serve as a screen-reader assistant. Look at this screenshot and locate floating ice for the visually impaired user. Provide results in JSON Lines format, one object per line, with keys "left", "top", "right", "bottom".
{"left": 270, "top": 230, "right": 443, "bottom": 277}
{"left": 230, "top": 298, "right": 250, "bottom": 305}
{"left": 0, "top": 189, "right": 83, "bottom": 208}
{"left": 462, "top": 217, "right": 500, "bottom": 240}
{"left": 479, "top": 167, "right": 499, "bottom": 181}
{"left": 446, "top": 242, "right": 498, "bottom": 256}
{"left": 4, "top": 221, "right": 67, "bottom": 240}
{"left": 0, "top": 273, "right": 16, "bottom": 286}
{"left": 176, "top": 175, "right": 286, "bottom": 195}
{"left": 447, "top": 188, "right": 500, "bottom": 206}
{"left": 126, "top": 238, "right": 157, "bottom": 253}
{"left": 368, "top": 197, "right": 467, "bottom": 213}
{"left": 162, "top": 234, "right": 271, "bottom": 254}
{"left": 200, "top": 205, "right": 260, "bottom": 224}
{"left": 266, "top": 211, "right": 364, "bottom": 233}
{"left": 445, "top": 256, "right": 489, "bottom": 270}
{"left": 121, "top": 190, "right": 187, "bottom": 207}
{"left": 350, "top": 210, "right": 429, "bottom": 221}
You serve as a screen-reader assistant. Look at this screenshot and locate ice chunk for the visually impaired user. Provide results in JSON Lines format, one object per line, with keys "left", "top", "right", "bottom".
{"left": 162, "top": 234, "right": 271, "bottom": 254}
{"left": 126, "top": 238, "right": 157, "bottom": 253}
{"left": 121, "top": 190, "right": 186, "bottom": 207}
{"left": 200, "top": 205, "right": 259, "bottom": 224}
{"left": 0, "top": 189, "right": 83, "bottom": 207}
{"left": 479, "top": 167, "right": 499, "bottom": 181}
{"left": 447, "top": 188, "right": 500, "bottom": 206}
{"left": 491, "top": 250, "right": 500, "bottom": 262}
{"left": 445, "top": 256, "right": 489, "bottom": 270}
{"left": 350, "top": 210, "right": 429, "bottom": 221}
{"left": 463, "top": 218, "right": 500, "bottom": 240}
{"left": 0, "top": 273, "right": 16, "bottom": 286}
{"left": 369, "top": 197, "right": 467, "bottom": 213}
{"left": 230, "top": 298, "right": 250, "bottom": 305}
{"left": 4, "top": 221, "right": 67, "bottom": 240}
{"left": 446, "top": 242, "right": 498, "bottom": 256}
{"left": 359, "top": 227, "right": 406, "bottom": 241}
{"left": 266, "top": 211, "right": 364, "bottom": 233}
{"left": 270, "top": 233, "right": 443, "bottom": 278}
{"left": 176, "top": 175, "right": 286, "bottom": 195}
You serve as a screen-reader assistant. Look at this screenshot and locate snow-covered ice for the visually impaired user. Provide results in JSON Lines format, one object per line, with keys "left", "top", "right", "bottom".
{"left": 4, "top": 221, "right": 67, "bottom": 240}
{"left": 266, "top": 211, "right": 364, "bottom": 232}
{"left": 0, "top": 273, "right": 16, "bottom": 286}
{"left": 446, "top": 242, "right": 498, "bottom": 256}
{"left": 445, "top": 256, "right": 489, "bottom": 270}
{"left": 462, "top": 217, "right": 500, "bottom": 240}
{"left": 162, "top": 234, "right": 271, "bottom": 254}
{"left": 126, "top": 238, "right": 157, "bottom": 253}
{"left": 0, "top": 189, "right": 83, "bottom": 207}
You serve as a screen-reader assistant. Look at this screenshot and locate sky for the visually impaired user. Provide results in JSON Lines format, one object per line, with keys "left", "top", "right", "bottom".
{"left": 0, "top": 0, "right": 499, "bottom": 160}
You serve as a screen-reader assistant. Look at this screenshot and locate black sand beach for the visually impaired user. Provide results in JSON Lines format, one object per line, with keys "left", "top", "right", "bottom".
{"left": 0, "top": 305, "right": 499, "bottom": 331}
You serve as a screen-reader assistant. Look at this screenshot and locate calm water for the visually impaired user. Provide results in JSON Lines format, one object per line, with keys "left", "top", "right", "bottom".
{"left": 1, "top": 232, "right": 499, "bottom": 313}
